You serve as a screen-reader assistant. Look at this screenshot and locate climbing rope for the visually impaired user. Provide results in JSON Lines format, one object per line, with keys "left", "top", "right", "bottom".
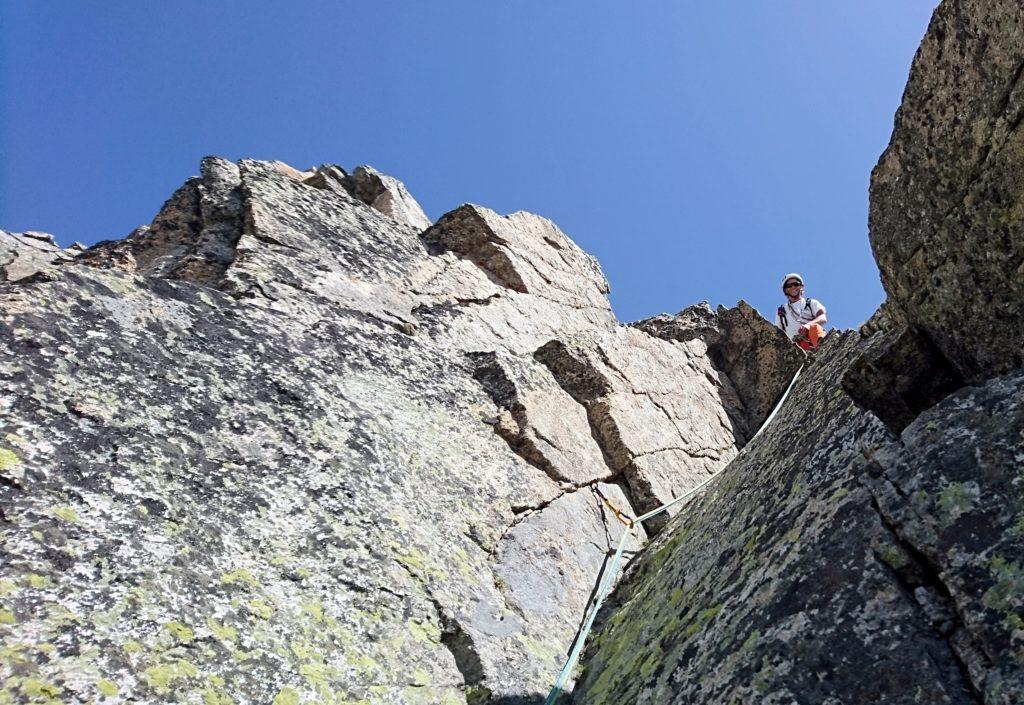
{"left": 542, "top": 364, "right": 805, "bottom": 705}
{"left": 748, "top": 364, "right": 803, "bottom": 443}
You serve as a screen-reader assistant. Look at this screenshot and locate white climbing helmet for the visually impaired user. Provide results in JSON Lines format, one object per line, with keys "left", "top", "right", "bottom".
{"left": 781, "top": 273, "right": 804, "bottom": 291}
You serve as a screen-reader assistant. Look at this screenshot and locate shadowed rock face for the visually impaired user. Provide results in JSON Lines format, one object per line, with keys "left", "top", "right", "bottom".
{"left": 842, "top": 324, "right": 966, "bottom": 434}
{"left": 0, "top": 156, "right": 770, "bottom": 704}
{"left": 573, "top": 332, "right": 1024, "bottom": 704}
{"left": 575, "top": 1, "right": 1024, "bottom": 702}
{"left": 635, "top": 300, "right": 804, "bottom": 443}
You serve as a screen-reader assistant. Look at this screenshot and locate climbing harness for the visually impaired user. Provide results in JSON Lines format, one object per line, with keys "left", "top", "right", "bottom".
{"left": 542, "top": 364, "right": 805, "bottom": 705}
{"left": 777, "top": 298, "right": 816, "bottom": 332}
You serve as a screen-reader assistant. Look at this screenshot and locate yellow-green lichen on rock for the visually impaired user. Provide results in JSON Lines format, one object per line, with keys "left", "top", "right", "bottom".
{"left": 4, "top": 84, "right": 1021, "bottom": 705}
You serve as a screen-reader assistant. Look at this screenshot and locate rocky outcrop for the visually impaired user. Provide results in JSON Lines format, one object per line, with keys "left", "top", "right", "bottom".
{"left": 3, "top": 2, "right": 1022, "bottom": 701}
{"left": 870, "top": 0, "right": 1024, "bottom": 382}
{"left": 842, "top": 324, "right": 966, "bottom": 434}
{"left": 575, "top": 1, "right": 1024, "bottom": 702}
{"left": 300, "top": 163, "right": 431, "bottom": 231}
{"left": 635, "top": 300, "right": 803, "bottom": 442}
{"left": 0, "top": 155, "right": 774, "bottom": 704}
{"left": 533, "top": 328, "right": 741, "bottom": 533}
{"left": 1, "top": 230, "right": 81, "bottom": 282}
{"left": 574, "top": 331, "right": 1024, "bottom": 704}
{"left": 341, "top": 165, "right": 432, "bottom": 231}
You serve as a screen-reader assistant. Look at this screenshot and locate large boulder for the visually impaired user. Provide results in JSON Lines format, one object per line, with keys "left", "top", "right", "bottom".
{"left": 870, "top": 0, "right": 1024, "bottom": 382}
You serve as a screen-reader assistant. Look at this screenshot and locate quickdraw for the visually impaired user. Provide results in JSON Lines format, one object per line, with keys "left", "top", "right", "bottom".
{"left": 593, "top": 486, "right": 634, "bottom": 527}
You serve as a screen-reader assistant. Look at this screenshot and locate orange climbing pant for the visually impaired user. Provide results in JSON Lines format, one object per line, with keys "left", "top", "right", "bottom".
{"left": 796, "top": 323, "right": 825, "bottom": 351}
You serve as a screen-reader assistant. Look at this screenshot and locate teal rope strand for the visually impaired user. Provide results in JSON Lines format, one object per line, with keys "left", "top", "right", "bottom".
{"left": 541, "top": 364, "right": 804, "bottom": 703}
{"left": 543, "top": 528, "right": 632, "bottom": 705}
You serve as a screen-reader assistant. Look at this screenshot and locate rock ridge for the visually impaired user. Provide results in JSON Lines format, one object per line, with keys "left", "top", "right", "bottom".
{"left": 0, "top": 152, "right": 790, "bottom": 704}
{"left": 3, "top": 4, "right": 1021, "bottom": 701}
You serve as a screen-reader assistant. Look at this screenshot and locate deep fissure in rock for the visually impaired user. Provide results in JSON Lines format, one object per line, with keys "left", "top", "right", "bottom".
{"left": 863, "top": 475, "right": 988, "bottom": 704}
{"left": 467, "top": 351, "right": 575, "bottom": 486}
{"left": 843, "top": 326, "right": 965, "bottom": 435}
{"left": 533, "top": 340, "right": 671, "bottom": 533}
{"left": 441, "top": 624, "right": 486, "bottom": 686}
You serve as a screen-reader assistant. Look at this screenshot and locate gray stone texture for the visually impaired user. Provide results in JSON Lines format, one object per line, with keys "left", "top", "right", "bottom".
{"left": 4, "top": 2, "right": 1023, "bottom": 700}
{"left": 343, "top": 165, "right": 432, "bottom": 232}
{"left": 297, "top": 164, "right": 431, "bottom": 231}
{"left": 870, "top": 0, "right": 1024, "bottom": 382}
{"left": 573, "top": 334, "right": 1024, "bottom": 705}
{"left": 575, "top": 1, "right": 1024, "bottom": 702}
{"left": 635, "top": 300, "right": 804, "bottom": 442}
{"left": 0, "top": 231, "right": 78, "bottom": 282}
{"left": 0, "top": 157, "right": 763, "bottom": 704}
{"left": 534, "top": 328, "right": 742, "bottom": 533}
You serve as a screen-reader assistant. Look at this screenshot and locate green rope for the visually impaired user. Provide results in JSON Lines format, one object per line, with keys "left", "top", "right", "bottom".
{"left": 748, "top": 363, "right": 803, "bottom": 442}
{"left": 543, "top": 529, "right": 632, "bottom": 705}
{"left": 541, "top": 364, "right": 804, "bottom": 704}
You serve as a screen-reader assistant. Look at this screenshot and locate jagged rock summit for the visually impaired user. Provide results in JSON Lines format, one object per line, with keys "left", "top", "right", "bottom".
{"left": 0, "top": 155, "right": 797, "bottom": 704}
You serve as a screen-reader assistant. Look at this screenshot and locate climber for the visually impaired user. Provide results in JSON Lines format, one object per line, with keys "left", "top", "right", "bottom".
{"left": 775, "top": 273, "right": 827, "bottom": 350}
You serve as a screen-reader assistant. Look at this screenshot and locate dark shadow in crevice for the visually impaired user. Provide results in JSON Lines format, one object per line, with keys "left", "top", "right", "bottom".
{"left": 842, "top": 325, "right": 965, "bottom": 435}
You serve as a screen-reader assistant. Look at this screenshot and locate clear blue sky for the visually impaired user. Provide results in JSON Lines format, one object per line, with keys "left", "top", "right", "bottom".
{"left": 1, "top": 1, "right": 937, "bottom": 328}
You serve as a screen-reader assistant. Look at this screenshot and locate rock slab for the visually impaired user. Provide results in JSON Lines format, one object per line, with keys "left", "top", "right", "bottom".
{"left": 0, "top": 157, "right": 766, "bottom": 704}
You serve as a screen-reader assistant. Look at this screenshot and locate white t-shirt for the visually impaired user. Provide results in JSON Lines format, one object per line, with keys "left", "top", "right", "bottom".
{"left": 775, "top": 297, "right": 825, "bottom": 339}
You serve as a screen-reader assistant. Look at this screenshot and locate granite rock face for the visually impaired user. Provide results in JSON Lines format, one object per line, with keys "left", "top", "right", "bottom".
{"left": 575, "top": 1, "right": 1024, "bottom": 702}
{"left": 342, "top": 165, "right": 432, "bottom": 232}
{"left": 4, "top": 2, "right": 1023, "bottom": 701}
{"left": 574, "top": 334, "right": 1024, "bottom": 704}
{"left": 0, "top": 157, "right": 765, "bottom": 704}
{"left": 867, "top": 370, "right": 1024, "bottom": 701}
{"left": 0, "top": 231, "right": 80, "bottom": 282}
{"left": 296, "top": 164, "right": 432, "bottom": 232}
{"left": 533, "top": 327, "right": 742, "bottom": 533}
{"left": 635, "top": 300, "right": 803, "bottom": 442}
{"left": 870, "top": 0, "right": 1024, "bottom": 382}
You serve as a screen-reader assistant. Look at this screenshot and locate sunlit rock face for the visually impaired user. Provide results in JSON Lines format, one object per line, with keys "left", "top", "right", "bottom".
{"left": 5, "top": 3, "right": 1022, "bottom": 703}
{"left": 870, "top": 0, "right": 1024, "bottom": 383}
{"left": 574, "top": 1, "right": 1024, "bottom": 703}
{"left": 634, "top": 300, "right": 804, "bottom": 443}
{"left": 1, "top": 230, "right": 81, "bottom": 283}
{"left": 0, "top": 156, "right": 775, "bottom": 704}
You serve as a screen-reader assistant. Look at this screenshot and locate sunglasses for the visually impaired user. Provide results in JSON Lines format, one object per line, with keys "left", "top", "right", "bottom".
{"left": 784, "top": 282, "right": 802, "bottom": 289}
